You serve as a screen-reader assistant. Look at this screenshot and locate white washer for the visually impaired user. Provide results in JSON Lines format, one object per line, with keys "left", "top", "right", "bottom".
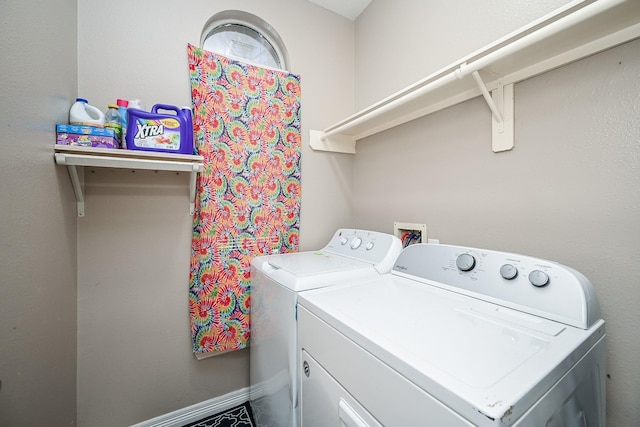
{"left": 298, "top": 243, "right": 606, "bottom": 427}
{"left": 249, "top": 229, "right": 402, "bottom": 427}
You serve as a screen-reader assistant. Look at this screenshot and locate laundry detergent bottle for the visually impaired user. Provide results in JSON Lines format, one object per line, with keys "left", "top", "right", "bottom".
{"left": 69, "top": 98, "right": 105, "bottom": 127}
{"left": 125, "top": 104, "right": 194, "bottom": 154}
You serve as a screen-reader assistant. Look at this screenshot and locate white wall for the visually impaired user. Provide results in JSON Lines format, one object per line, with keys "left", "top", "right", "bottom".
{"left": 76, "top": 0, "right": 355, "bottom": 425}
{"left": 0, "top": 0, "right": 78, "bottom": 425}
{"left": 353, "top": 1, "right": 640, "bottom": 426}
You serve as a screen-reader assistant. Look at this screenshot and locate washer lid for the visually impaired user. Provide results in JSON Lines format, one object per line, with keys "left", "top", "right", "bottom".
{"left": 298, "top": 275, "right": 604, "bottom": 424}
{"left": 251, "top": 251, "right": 379, "bottom": 292}
{"left": 266, "top": 251, "right": 371, "bottom": 276}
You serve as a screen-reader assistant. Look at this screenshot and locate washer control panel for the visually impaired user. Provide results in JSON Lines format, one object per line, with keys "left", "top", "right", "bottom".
{"left": 393, "top": 243, "right": 600, "bottom": 329}
{"left": 324, "top": 229, "right": 402, "bottom": 273}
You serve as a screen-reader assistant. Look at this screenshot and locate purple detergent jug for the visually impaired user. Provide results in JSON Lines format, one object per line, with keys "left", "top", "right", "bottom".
{"left": 126, "top": 104, "right": 194, "bottom": 155}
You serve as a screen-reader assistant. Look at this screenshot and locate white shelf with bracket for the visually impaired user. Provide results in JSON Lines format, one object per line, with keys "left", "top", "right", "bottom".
{"left": 310, "top": 0, "right": 640, "bottom": 154}
{"left": 54, "top": 144, "right": 204, "bottom": 217}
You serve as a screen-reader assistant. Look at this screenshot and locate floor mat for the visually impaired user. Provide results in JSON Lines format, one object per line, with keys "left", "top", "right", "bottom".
{"left": 183, "top": 402, "right": 256, "bottom": 427}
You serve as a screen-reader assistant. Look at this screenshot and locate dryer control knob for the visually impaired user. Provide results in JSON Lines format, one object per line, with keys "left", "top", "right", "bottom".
{"left": 456, "top": 253, "right": 476, "bottom": 271}
{"left": 340, "top": 237, "right": 348, "bottom": 245}
{"left": 365, "top": 241, "right": 375, "bottom": 251}
{"left": 529, "top": 270, "right": 550, "bottom": 287}
{"left": 350, "top": 237, "right": 362, "bottom": 250}
{"left": 500, "top": 264, "right": 518, "bottom": 280}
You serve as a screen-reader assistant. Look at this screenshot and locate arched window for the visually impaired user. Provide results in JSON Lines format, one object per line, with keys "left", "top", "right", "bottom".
{"left": 201, "top": 11, "right": 289, "bottom": 71}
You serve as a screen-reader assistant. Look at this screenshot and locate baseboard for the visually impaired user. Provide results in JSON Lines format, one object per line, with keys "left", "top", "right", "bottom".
{"left": 130, "top": 387, "right": 251, "bottom": 427}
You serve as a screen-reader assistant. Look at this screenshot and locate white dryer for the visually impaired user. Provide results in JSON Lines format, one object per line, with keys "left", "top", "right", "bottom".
{"left": 298, "top": 243, "right": 606, "bottom": 427}
{"left": 249, "top": 229, "right": 402, "bottom": 427}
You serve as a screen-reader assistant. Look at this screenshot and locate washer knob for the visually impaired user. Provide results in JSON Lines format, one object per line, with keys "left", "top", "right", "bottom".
{"left": 529, "top": 270, "right": 550, "bottom": 287}
{"left": 340, "top": 237, "right": 348, "bottom": 245}
{"left": 350, "top": 237, "right": 362, "bottom": 250}
{"left": 365, "top": 241, "right": 375, "bottom": 251}
{"left": 500, "top": 264, "right": 518, "bottom": 280}
{"left": 456, "top": 253, "right": 476, "bottom": 271}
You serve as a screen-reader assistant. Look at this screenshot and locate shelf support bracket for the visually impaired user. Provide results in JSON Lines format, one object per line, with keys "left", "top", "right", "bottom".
{"left": 55, "top": 153, "right": 86, "bottom": 217}
{"left": 471, "top": 71, "right": 504, "bottom": 126}
{"left": 471, "top": 71, "right": 514, "bottom": 152}
{"left": 189, "top": 166, "right": 199, "bottom": 216}
{"left": 309, "top": 129, "right": 356, "bottom": 154}
{"left": 67, "top": 165, "right": 86, "bottom": 217}
{"left": 491, "top": 81, "right": 514, "bottom": 152}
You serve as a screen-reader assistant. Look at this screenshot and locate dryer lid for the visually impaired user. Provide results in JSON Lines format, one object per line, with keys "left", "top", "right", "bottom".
{"left": 298, "top": 275, "right": 604, "bottom": 424}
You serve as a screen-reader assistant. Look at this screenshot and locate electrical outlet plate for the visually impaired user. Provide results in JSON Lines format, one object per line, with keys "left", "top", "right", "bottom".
{"left": 394, "top": 222, "right": 427, "bottom": 246}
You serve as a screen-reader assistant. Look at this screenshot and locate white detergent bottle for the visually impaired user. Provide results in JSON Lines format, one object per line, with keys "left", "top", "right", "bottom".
{"left": 69, "top": 98, "right": 105, "bottom": 127}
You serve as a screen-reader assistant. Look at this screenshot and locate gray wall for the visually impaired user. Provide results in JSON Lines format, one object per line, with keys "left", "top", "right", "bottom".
{"left": 353, "top": 1, "right": 640, "bottom": 426}
{"left": 75, "top": 0, "right": 355, "bottom": 425}
{"left": 0, "top": 0, "right": 79, "bottom": 425}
